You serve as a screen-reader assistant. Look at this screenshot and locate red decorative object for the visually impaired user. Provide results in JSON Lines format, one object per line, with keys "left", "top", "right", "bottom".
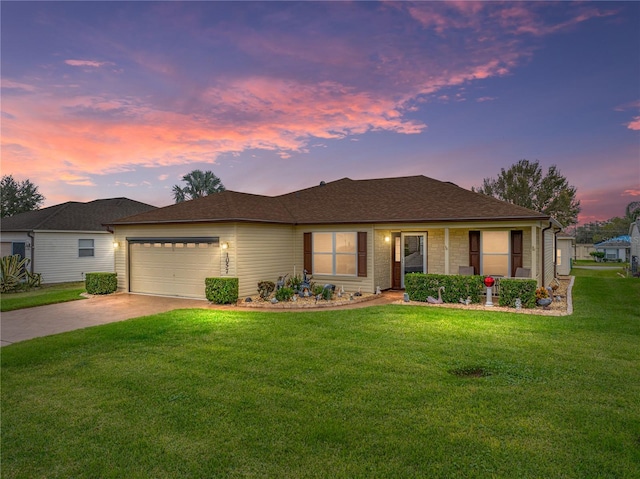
{"left": 484, "top": 276, "right": 495, "bottom": 287}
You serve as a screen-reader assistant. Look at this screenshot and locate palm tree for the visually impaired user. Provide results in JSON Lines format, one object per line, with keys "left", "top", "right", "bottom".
{"left": 172, "top": 170, "right": 225, "bottom": 203}
{"left": 625, "top": 201, "right": 640, "bottom": 222}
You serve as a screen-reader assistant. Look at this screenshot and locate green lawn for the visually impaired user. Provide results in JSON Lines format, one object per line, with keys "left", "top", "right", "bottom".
{"left": 0, "top": 281, "right": 86, "bottom": 312}
{"left": 2, "top": 271, "right": 639, "bottom": 478}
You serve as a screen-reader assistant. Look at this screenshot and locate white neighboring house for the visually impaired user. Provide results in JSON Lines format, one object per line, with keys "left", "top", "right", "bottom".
{"left": 0, "top": 198, "right": 156, "bottom": 284}
{"left": 556, "top": 233, "right": 574, "bottom": 276}
{"left": 593, "top": 235, "right": 631, "bottom": 262}
{"left": 630, "top": 219, "right": 640, "bottom": 273}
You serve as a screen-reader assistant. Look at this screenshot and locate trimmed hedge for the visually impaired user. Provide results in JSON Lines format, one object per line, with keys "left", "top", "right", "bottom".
{"left": 405, "top": 273, "right": 485, "bottom": 304}
{"left": 206, "top": 277, "right": 239, "bottom": 304}
{"left": 85, "top": 272, "right": 117, "bottom": 295}
{"left": 498, "top": 278, "right": 537, "bottom": 308}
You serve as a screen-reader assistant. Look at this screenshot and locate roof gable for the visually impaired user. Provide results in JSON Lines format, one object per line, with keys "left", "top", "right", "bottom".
{"left": 111, "top": 175, "right": 551, "bottom": 226}
{"left": 1, "top": 198, "right": 157, "bottom": 232}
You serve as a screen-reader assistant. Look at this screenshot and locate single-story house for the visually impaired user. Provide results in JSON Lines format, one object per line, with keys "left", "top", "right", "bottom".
{"left": 1, "top": 198, "right": 156, "bottom": 283}
{"left": 594, "top": 235, "right": 631, "bottom": 262}
{"left": 110, "top": 175, "right": 563, "bottom": 300}
{"left": 556, "top": 233, "right": 574, "bottom": 276}
{"left": 629, "top": 220, "right": 639, "bottom": 272}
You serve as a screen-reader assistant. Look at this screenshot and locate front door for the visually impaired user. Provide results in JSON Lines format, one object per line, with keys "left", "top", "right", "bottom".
{"left": 401, "top": 233, "right": 426, "bottom": 288}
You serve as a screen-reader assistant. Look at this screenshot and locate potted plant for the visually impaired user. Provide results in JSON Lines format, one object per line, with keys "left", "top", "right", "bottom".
{"left": 535, "top": 286, "right": 552, "bottom": 308}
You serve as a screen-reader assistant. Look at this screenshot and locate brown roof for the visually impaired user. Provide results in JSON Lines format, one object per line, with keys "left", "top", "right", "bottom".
{"left": 111, "top": 175, "right": 550, "bottom": 226}
{"left": 2, "top": 198, "right": 157, "bottom": 232}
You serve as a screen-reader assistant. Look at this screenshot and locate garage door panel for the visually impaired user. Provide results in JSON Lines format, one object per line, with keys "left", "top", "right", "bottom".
{"left": 130, "top": 242, "right": 220, "bottom": 299}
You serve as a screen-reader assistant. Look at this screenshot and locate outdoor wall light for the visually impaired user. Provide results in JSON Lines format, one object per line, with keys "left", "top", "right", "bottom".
{"left": 221, "top": 242, "right": 229, "bottom": 250}
{"left": 384, "top": 236, "right": 391, "bottom": 243}
{"left": 113, "top": 241, "right": 120, "bottom": 248}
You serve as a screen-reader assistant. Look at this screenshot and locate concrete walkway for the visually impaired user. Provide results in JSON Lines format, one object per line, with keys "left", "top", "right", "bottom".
{"left": 1, "top": 291, "right": 401, "bottom": 346}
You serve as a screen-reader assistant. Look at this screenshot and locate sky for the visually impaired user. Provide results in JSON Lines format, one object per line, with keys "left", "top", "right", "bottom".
{"left": 1, "top": 1, "right": 639, "bottom": 225}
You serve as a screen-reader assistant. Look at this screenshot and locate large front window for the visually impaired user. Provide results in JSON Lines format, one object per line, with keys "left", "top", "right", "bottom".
{"left": 313, "top": 232, "right": 356, "bottom": 276}
{"left": 482, "top": 231, "right": 509, "bottom": 276}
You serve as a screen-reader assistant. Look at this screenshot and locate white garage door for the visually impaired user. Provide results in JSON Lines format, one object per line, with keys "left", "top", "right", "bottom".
{"left": 129, "top": 238, "right": 220, "bottom": 299}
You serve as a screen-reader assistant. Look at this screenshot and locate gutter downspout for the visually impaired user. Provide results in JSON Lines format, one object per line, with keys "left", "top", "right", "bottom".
{"left": 553, "top": 225, "right": 562, "bottom": 278}
{"left": 541, "top": 222, "right": 553, "bottom": 287}
{"left": 27, "top": 231, "right": 35, "bottom": 274}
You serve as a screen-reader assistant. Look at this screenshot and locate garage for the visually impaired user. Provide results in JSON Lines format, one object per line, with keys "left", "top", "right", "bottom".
{"left": 128, "top": 237, "right": 220, "bottom": 299}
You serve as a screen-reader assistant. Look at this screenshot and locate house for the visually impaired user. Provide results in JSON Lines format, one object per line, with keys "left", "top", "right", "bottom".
{"left": 629, "top": 220, "right": 639, "bottom": 273}
{"left": 110, "top": 176, "right": 563, "bottom": 300}
{"left": 594, "top": 235, "right": 631, "bottom": 262}
{"left": 556, "top": 233, "right": 574, "bottom": 276}
{"left": 1, "top": 198, "right": 156, "bottom": 284}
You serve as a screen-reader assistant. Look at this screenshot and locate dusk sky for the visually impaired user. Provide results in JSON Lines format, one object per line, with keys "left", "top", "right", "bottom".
{"left": 2, "top": 1, "right": 639, "bottom": 225}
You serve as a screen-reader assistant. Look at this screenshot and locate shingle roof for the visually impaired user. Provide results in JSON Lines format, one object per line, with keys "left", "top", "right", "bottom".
{"left": 594, "top": 235, "right": 631, "bottom": 248}
{"left": 111, "top": 175, "right": 551, "bottom": 226}
{"left": 1, "top": 198, "right": 157, "bottom": 232}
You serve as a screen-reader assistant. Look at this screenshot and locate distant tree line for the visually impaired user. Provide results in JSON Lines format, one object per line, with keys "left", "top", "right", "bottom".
{"left": 572, "top": 201, "right": 640, "bottom": 244}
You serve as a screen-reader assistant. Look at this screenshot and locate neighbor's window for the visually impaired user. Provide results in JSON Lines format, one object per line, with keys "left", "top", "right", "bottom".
{"left": 557, "top": 249, "right": 562, "bottom": 266}
{"left": 79, "top": 239, "right": 95, "bottom": 257}
{"left": 313, "top": 232, "right": 357, "bottom": 276}
{"left": 482, "top": 231, "right": 509, "bottom": 276}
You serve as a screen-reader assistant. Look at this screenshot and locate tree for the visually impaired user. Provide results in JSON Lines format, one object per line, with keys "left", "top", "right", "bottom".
{"left": 1, "top": 175, "right": 45, "bottom": 218}
{"left": 473, "top": 159, "right": 581, "bottom": 227}
{"left": 625, "top": 201, "right": 640, "bottom": 222}
{"left": 172, "top": 169, "right": 225, "bottom": 203}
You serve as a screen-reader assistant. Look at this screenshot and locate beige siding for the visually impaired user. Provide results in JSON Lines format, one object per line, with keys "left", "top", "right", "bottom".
{"left": 373, "top": 230, "right": 392, "bottom": 291}
{"left": 294, "top": 225, "right": 375, "bottom": 294}
{"left": 427, "top": 229, "right": 445, "bottom": 274}
{"left": 34, "top": 232, "right": 113, "bottom": 284}
{"left": 543, "top": 228, "right": 555, "bottom": 286}
{"left": 235, "top": 224, "right": 295, "bottom": 298}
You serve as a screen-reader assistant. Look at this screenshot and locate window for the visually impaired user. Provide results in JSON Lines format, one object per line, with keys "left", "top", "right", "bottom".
{"left": 79, "top": 239, "right": 95, "bottom": 257}
{"left": 312, "top": 232, "right": 357, "bottom": 276}
{"left": 481, "top": 231, "right": 509, "bottom": 276}
{"left": 557, "top": 249, "right": 562, "bottom": 266}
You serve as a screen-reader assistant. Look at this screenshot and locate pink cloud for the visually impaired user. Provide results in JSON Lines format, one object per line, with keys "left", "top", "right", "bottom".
{"left": 623, "top": 189, "right": 640, "bottom": 197}
{"left": 626, "top": 116, "right": 640, "bottom": 130}
{"left": 65, "top": 59, "right": 111, "bottom": 68}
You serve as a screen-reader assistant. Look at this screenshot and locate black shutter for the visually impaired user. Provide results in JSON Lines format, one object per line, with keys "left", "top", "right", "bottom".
{"left": 303, "top": 232, "right": 312, "bottom": 273}
{"left": 357, "top": 232, "right": 367, "bottom": 277}
{"left": 469, "top": 231, "right": 480, "bottom": 275}
{"left": 511, "top": 230, "right": 523, "bottom": 277}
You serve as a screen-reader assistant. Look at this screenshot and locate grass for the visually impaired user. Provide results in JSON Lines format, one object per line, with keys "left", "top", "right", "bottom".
{"left": 2, "top": 271, "right": 639, "bottom": 478}
{"left": 0, "top": 281, "right": 86, "bottom": 312}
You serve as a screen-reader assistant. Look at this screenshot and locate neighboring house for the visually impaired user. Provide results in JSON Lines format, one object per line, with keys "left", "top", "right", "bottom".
{"left": 594, "top": 235, "right": 631, "bottom": 262}
{"left": 556, "top": 233, "right": 574, "bottom": 276}
{"left": 575, "top": 243, "right": 596, "bottom": 260}
{"left": 1, "top": 198, "right": 157, "bottom": 284}
{"left": 111, "top": 175, "right": 563, "bottom": 300}
{"left": 629, "top": 220, "right": 639, "bottom": 272}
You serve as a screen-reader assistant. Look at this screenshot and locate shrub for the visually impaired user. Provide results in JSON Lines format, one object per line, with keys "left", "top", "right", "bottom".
{"left": 312, "top": 284, "right": 325, "bottom": 296}
{"left": 0, "top": 254, "right": 29, "bottom": 293}
{"left": 257, "top": 281, "right": 275, "bottom": 300}
{"left": 275, "top": 286, "right": 294, "bottom": 302}
{"left": 405, "top": 273, "right": 485, "bottom": 303}
{"left": 286, "top": 274, "right": 302, "bottom": 292}
{"left": 85, "top": 272, "right": 117, "bottom": 295}
{"left": 206, "top": 277, "right": 239, "bottom": 304}
{"left": 498, "top": 278, "right": 537, "bottom": 308}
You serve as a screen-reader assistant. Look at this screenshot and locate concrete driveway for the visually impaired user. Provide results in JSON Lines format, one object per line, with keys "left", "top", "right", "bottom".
{"left": 0, "top": 293, "right": 221, "bottom": 347}
{"left": 0, "top": 291, "right": 400, "bottom": 346}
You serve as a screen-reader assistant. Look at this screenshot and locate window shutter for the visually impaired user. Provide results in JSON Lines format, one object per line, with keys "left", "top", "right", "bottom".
{"left": 510, "top": 230, "right": 523, "bottom": 277}
{"left": 303, "top": 232, "right": 312, "bottom": 273}
{"left": 469, "top": 231, "right": 480, "bottom": 275}
{"left": 357, "top": 232, "right": 367, "bottom": 277}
